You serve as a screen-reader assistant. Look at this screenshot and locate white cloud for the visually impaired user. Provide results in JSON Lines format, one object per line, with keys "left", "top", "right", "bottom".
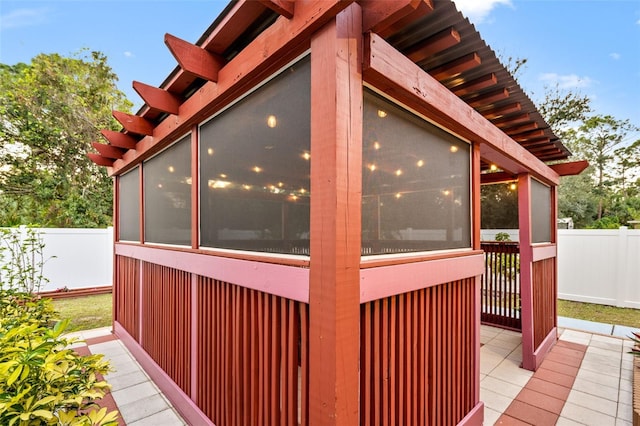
{"left": 539, "top": 73, "right": 594, "bottom": 89}
{"left": 0, "top": 8, "right": 48, "bottom": 30}
{"left": 610, "top": 52, "right": 621, "bottom": 60}
{"left": 124, "top": 51, "right": 134, "bottom": 58}
{"left": 454, "top": 0, "right": 513, "bottom": 24}
{"left": 637, "top": 18, "right": 640, "bottom": 25}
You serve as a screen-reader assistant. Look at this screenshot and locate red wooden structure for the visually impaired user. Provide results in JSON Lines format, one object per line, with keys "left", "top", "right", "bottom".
{"left": 88, "top": 1, "right": 588, "bottom": 424}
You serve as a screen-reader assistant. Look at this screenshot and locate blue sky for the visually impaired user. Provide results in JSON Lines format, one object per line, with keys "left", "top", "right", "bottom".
{"left": 1, "top": 0, "right": 639, "bottom": 143}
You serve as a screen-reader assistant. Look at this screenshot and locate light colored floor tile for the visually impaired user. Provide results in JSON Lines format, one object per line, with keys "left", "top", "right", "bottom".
{"left": 90, "top": 340, "right": 128, "bottom": 356}
{"left": 560, "top": 401, "right": 616, "bottom": 426}
{"left": 482, "top": 342, "right": 515, "bottom": 358}
{"left": 619, "top": 378, "right": 633, "bottom": 393}
{"left": 583, "top": 352, "right": 622, "bottom": 369}
{"left": 480, "top": 387, "right": 515, "bottom": 413}
{"left": 616, "top": 402, "right": 633, "bottom": 423}
{"left": 566, "top": 389, "right": 617, "bottom": 416}
{"left": 480, "top": 350, "right": 505, "bottom": 375}
{"left": 618, "top": 389, "right": 633, "bottom": 406}
{"left": 559, "top": 329, "right": 593, "bottom": 346}
{"left": 128, "top": 409, "right": 186, "bottom": 426}
{"left": 488, "top": 359, "right": 532, "bottom": 387}
{"left": 119, "top": 393, "right": 171, "bottom": 423}
{"left": 615, "top": 419, "right": 632, "bottom": 426}
{"left": 480, "top": 376, "right": 523, "bottom": 399}
{"left": 572, "top": 377, "right": 619, "bottom": 402}
{"left": 111, "top": 381, "right": 159, "bottom": 408}
{"left": 580, "top": 358, "right": 622, "bottom": 376}
{"left": 586, "top": 345, "right": 622, "bottom": 359}
{"left": 106, "top": 370, "right": 150, "bottom": 390}
{"left": 483, "top": 407, "right": 501, "bottom": 426}
{"left": 556, "top": 417, "right": 587, "bottom": 426}
{"left": 576, "top": 368, "right": 622, "bottom": 389}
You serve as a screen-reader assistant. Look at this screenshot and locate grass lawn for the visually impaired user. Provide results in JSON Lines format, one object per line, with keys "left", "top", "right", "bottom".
{"left": 51, "top": 293, "right": 112, "bottom": 333}
{"left": 558, "top": 299, "right": 640, "bottom": 329}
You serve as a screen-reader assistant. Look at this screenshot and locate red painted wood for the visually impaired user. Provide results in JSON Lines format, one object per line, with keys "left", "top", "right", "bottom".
{"left": 406, "top": 26, "right": 461, "bottom": 62}
{"left": 308, "top": 5, "right": 362, "bottom": 425}
{"left": 359, "top": 279, "right": 477, "bottom": 425}
{"left": 363, "top": 33, "right": 560, "bottom": 185}
{"left": 92, "top": 142, "right": 124, "bottom": 159}
{"left": 132, "top": 81, "right": 181, "bottom": 115}
{"left": 465, "top": 88, "right": 509, "bottom": 108}
{"left": 114, "top": 256, "right": 139, "bottom": 340}
{"left": 87, "top": 153, "right": 114, "bottom": 167}
{"left": 361, "top": 0, "right": 420, "bottom": 34}
{"left": 549, "top": 160, "right": 589, "bottom": 177}
{"left": 258, "top": 0, "right": 294, "bottom": 19}
{"left": 518, "top": 173, "right": 536, "bottom": 370}
{"left": 115, "top": 243, "right": 309, "bottom": 302}
{"left": 165, "top": 33, "right": 226, "bottom": 83}
{"left": 112, "top": 111, "right": 154, "bottom": 136}
{"left": 359, "top": 253, "right": 484, "bottom": 303}
{"left": 374, "top": 0, "right": 434, "bottom": 38}
{"left": 101, "top": 130, "right": 138, "bottom": 150}
{"left": 450, "top": 73, "right": 497, "bottom": 97}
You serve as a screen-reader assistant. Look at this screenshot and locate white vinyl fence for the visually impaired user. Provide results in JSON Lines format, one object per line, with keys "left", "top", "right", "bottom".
{"left": 0, "top": 227, "right": 113, "bottom": 292}
{"left": 1, "top": 227, "right": 638, "bottom": 308}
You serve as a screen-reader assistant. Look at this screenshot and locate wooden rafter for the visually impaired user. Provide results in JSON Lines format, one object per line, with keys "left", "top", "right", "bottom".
{"left": 258, "top": 0, "right": 294, "bottom": 19}
{"left": 165, "top": 33, "right": 226, "bottom": 82}
{"left": 429, "top": 52, "right": 481, "bottom": 81}
{"left": 504, "top": 122, "right": 538, "bottom": 135}
{"left": 372, "top": 0, "right": 434, "bottom": 38}
{"left": 405, "top": 26, "right": 460, "bottom": 62}
{"left": 361, "top": 0, "right": 423, "bottom": 34}
{"left": 101, "top": 130, "right": 138, "bottom": 150}
{"left": 92, "top": 142, "right": 125, "bottom": 159}
{"left": 492, "top": 113, "right": 530, "bottom": 128}
{"left": 449, "top": 73, "right": 497, "bottom": 97}
{"left": 112, "top": 111, "right": 154, "bottom": 136}
{"left": 481, "top": 103, "right": 521, "bottom": 120}
{"left": 465, "top": 88, "right": 509, "bottom": 108}
{"left": 512, "top": 129, "right": 545, "bottom": 142}
{"left": 133, "top": 81, "right": 181, "bottom": 115}
{"left": 480, "top": 171, "right": 516, "bottom": 184}
{"left": 87, "top": 153, "right": 114, "bottom": 167}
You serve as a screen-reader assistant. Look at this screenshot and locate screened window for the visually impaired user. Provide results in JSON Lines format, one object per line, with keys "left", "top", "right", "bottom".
{"left": 362, "top": 90, "right": 471, "bottom": 255}
{"left": 531, "top": 178, "right": 551, "bottom": 243}
{"left": 199, "top": 57, "right": 310, "bottom": 255}
{"left": 118, "top": 167, "right": 140, "bottom": 242}
{"left": 144, "top": 135, "right": 191, "bottom": 246}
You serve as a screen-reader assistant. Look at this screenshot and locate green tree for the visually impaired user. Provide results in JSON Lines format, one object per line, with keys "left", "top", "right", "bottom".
{"left": 0, "top": 51, "right": 132, "bottom": 227}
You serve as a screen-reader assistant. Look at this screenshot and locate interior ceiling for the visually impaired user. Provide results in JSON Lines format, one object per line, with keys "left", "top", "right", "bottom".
{"left": 98, "top": 0, "right": 571, "bottom": 170}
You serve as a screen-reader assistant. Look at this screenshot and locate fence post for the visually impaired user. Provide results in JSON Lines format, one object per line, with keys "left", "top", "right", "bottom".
{"left": 615, "top": 226, "right": 628, "bottom": 308}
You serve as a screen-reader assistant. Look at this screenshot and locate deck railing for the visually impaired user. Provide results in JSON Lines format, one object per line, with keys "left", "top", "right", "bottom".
{"left": 481, "top": 242, "right": 521, "bottom": 330}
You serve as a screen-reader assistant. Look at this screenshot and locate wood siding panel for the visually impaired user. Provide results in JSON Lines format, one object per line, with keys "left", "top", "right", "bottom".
{"left": 360, "top": 278, "right": 477, "bottom": 425}
{"left": 196, "top": 276, "right": 309, "bottom": 426}
{"left": 114, "top": 255, "right": 140, "bottom": 341}
{"left": 140, "top": 262, "right": 192, "bottom": 394}
{"left": 532, "top": 258, "right": 556, "bottom": 349}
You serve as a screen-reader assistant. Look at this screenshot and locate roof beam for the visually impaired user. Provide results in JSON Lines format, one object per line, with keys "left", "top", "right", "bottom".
{"left": 133, "top": 81, "right": 181, "bottom": 115}
{"left": 504, "top": 122, "right": 538, "bottom": 135}
{"left": 512, "top": 129, "right": 545, "bottom": 142}
{"left": 258, "top": 0, "right": 294, "bottom": 19}
{"left": 481, "top": 103, "right": 522, "bottom": 120}
{"left": 492, "top": 113, "right": 530, "bottom": 128}
{"left": 87, "top": 153, "right": 114, "bottom": 167}
{"left": 362, "top": 0, "right": 433, "bottom": 36}
{"left": 449, "top": 73, "right": 497, "bottom": 97}
{"left": 405, "top": 26, "right": 460, "bottom": 62}
{"left": 428, "top": 52, "right": 481, "bottom": 81}
{"left": 363, "top": 32, "right": 559, "bottom": 184}
{"left": 113, "top": 111, "right": 154, "bottom": 136}
{"left": 480, "top": 171, "right": 516, "bottom": 184}
{"left": 165, "top": 33, "right": 227, "bottom": 82}
{"left": 465, "top": 88, "right": 509, "bottom": 108}
{"left": 100, "top": 130, "right": 138, "bottom": 150}
{"left": 91, "top": 142, "right": 125, "bottom": 159}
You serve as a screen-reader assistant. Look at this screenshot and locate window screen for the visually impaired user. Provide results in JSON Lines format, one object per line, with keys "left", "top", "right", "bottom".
{"left": 144, "top": 135, "right": 192, "bottom": 246}
{"left": 199, "top": 57, "right": 310, "bottom": 255}
{"left": 362, "top": 90, "right": 471, "bottom": 255}
{"left": 531, "top": 178, "right": 551, "bottom": 243}
{"left": 118, "top": 167, "right": 140, "bottom": 242}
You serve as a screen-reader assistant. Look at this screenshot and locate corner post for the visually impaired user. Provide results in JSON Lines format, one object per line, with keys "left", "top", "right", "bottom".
{"left": 309, "top": 4, "right": 363, "bottom": 425}
{"left": 518, "top": 173, "right": 535, "bottom": 370}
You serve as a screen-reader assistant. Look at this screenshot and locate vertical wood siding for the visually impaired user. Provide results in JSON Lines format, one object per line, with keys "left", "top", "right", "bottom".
{"left": 114, "top": 255, "right": 140, "bottom": 340}
{"left": 360, "top": 278, "right": 477, "bottom": 426}
{"left": 141, "top": 262, "right": 192, "bottom": 394}
{"left": 532, "top": 258, "right": 556, "bottom": 349}
{"left": 196, "top": 276, "right": 309, "bottom": 426}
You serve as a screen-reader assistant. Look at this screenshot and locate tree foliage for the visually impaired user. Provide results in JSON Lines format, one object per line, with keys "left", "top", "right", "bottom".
{"left": 0, "top": 51, "right": 132, "bottom": 227}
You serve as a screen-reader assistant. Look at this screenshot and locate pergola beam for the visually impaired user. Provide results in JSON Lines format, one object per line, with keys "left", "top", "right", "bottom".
{"left": 258, "top": 0, "right": 294, "bottom": 19}
{"left": 112, "top": 111, "right": 154, "bottom": 136}
{"left": 361, "top": 0, "right": 430, "bottom": 35}
{"left": 165, "top": 33, "right": 227, "bottom": 82}
{"left": 87, "top": 153, "right": 114, "bottom": 167}
{"left": 450, "top": 73, "right": 497, "bottom": 97}
{"left": 92, "top": 142, "right": 125, "bottom": 159}
{"left": 429, "top": 52, "right": 481, "bottom": 80}
{"left": 101, "top": 130, "right": 138, "bottom": 150}
{"left": 133, "top": 81, "right": 181, "bottom": 115}
{"left": 465, "top": 87, "right": 509, "bottom": 108}
{"left": 406, "top": 26, "right": 461, "bottom": 62}
{"left": 481, "top": 103, "right": 521, "bottom": 120}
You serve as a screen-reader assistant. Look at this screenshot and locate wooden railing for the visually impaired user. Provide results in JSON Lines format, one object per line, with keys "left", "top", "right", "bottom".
{"left": 360, "top": 278, "right": 477, "bottom": 425}
{"left": 481, "top": 242, "right": 521, "bottom": 330}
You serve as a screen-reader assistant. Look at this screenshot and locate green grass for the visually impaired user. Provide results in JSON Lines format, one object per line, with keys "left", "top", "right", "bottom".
{"left": 51, "top": 293, "right": 112, "bottom": 332}
{"left": 558, "top": 299, "right": 640, "bottom": 329}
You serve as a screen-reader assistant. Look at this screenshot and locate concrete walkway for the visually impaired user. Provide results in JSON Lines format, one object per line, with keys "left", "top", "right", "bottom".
{"left": 67, "top": 318, "right": 638, "bottom": 425}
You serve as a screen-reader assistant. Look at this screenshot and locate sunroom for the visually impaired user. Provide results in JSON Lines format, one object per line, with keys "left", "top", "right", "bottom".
{"left": 88, "top": 1, "right": 586, "bottom": 424}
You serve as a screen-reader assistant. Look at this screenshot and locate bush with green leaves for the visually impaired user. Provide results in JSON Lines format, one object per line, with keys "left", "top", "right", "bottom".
{"left": 0, "top": 227, "right": 119, "bottom": 425}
